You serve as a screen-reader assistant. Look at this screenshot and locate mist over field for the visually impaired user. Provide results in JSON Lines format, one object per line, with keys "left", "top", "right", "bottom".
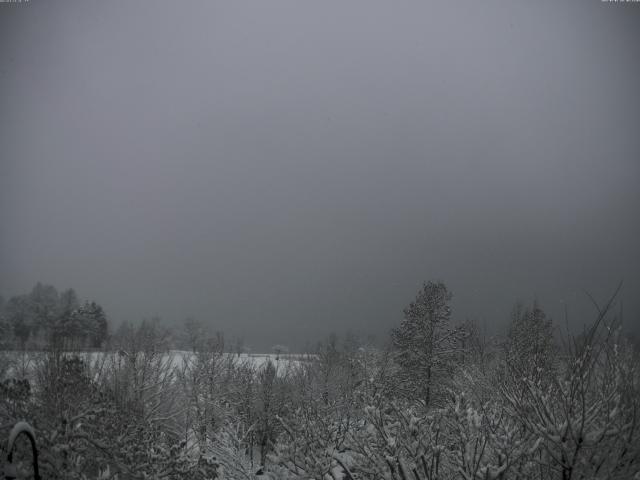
{"left": 1, "top": 1, "right": 639, "bottom": 479}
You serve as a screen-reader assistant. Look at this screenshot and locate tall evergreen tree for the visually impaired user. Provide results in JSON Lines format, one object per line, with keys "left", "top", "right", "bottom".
{"left": 392, "top": 281, "right": 461, "bottom": 406}
{"left": 5, "top": 295, "right": 32, "bottom": 349}
{"left": 505, "top": 300, "right": 555, "bottom": 379}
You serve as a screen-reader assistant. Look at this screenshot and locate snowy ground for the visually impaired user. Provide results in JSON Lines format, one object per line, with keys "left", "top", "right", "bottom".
{"left": 0, "top": 350, "right": 315, "bottom": 379}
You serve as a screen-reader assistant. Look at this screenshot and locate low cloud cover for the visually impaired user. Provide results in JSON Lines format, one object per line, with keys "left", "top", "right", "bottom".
{"left": 1, "top": 1, "right": 639, "bottom": 350}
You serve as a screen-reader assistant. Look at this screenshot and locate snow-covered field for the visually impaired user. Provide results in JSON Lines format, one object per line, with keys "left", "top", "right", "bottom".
{"left": 0, "top": 350, "right": 315, "bottom": 379}
{"left": 166, "top": 351, "right": 314, "bottom": 372}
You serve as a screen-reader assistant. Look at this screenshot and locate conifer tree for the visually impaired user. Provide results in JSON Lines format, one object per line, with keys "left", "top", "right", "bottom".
{"left": 392, "top": 281, "right": 460, "bottom": 406}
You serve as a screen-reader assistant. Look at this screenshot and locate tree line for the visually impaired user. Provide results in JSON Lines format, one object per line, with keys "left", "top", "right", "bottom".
{"left": 0, "top": 283, "right": 108, "bottom": 350}
{"left": 0, "top": 280, "right": 638, "bottom": 479}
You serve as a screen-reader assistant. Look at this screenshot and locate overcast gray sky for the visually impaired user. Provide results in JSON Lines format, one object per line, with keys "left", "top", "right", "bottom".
{"left": 1, "top": 1, "right": 639, "bottom": 350}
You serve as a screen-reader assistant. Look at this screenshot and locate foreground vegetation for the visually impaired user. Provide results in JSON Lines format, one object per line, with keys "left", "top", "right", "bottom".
{"left": 1, "top": 282, "right": 638, "bottom": 479}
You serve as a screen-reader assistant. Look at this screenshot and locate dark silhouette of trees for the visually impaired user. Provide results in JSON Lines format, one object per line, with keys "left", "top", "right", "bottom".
{"left": 5, "top": 295, "right": 33, "bottom": 349}
{"left": 183, "top": 316, "right": 205, "bottom": 352}
{"left": 1, "top": 283, "right": 109, "bottom": 350}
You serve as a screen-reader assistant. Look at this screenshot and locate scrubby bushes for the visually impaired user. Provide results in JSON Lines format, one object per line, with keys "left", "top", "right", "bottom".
{"left": 1, "top": 283, "right": 638, "bottom": 479}
{"left": 264, "top": 287, "right": 639, "bottom": 480}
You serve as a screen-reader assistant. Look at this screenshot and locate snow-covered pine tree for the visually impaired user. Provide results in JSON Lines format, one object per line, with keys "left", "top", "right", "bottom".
{"left": 391, "top": 281, "right": 462, "bottom": 407}
{"left": 504, "top": 300, "right": 555, "bottom": 381}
